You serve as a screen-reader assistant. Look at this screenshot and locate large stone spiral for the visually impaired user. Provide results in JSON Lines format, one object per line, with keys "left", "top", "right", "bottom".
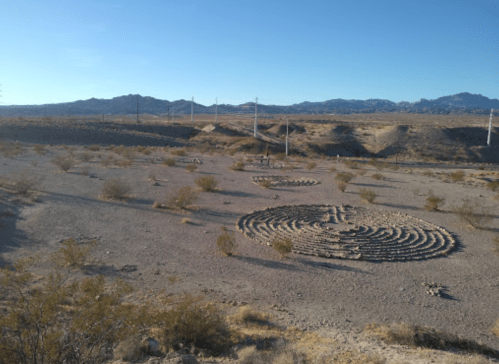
{"left": 236, "top": 205, "right": 456, "bottom": 261}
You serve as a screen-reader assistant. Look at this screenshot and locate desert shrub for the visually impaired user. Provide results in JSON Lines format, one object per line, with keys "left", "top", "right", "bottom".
{"left": 371, "top": 173, "right": 385, "bottom": 180}
{"left": 259, "top": 179, "right": 273, "bottom": 189}
{"left": 425, "top": 195, "right": 445, "bottom": 212}
{"left": 450, "top": 170, "right": 465, "bottom": 182}
{"left": 171, "top": 148, "right": 187, "bottom": 156}
{"left": 274, "top": 153, "right": 286, "bottom": 161}
{"left": 156, "top": 295, "right": 231, "bottom": 355}
{"left": 335, "top": 171, "right": 355, "bottom": 183}
{"left": 216, "top": 229, "right": 237, "bottom": 256}
{"left": 329, "top": 166, "right": 337, "bottom": 173}
{"left": 344, "top": 160, "right": 358, "bottom": 169}
{"left": 117, "top": 159, "right": 133, "bottom": 168}
{"left": 180, "top": 217, "right": 192, "bottom": 224}
{"left": 493, "top": 236, "right": 499, "bottom": 255}
{"left": 51, "top": 155, "right": 75, "bottom": 172}
{"left": 195, "top": 176, "right": 218, "bottom": 192}
{"left": 0, "top": 246, "right": 139, "bottom": 364}
{"left": 33, "top": 144, "right": 47, "bottom": 155}
{"left": 87, "top": 144, "right": 101, "bottom": 151}
{"left": 237, "top": 340, "right": 306, "bottom": 364}
{"left": 51, "top": 237, "right": 97, "bottom": 268}
{"left": 486, "top": 181, "right": 499, "bottom": 191}
{"left": 452, "top": 198, "right": 492, "bottom": 229}
{"left": 422, "top": 170, "right": 433, "bottom": 177}
{"left": 493, "top": 320, "right": 499, "bottom": 338}
{"left": 166, "top": 186, "right": 198, "bottom": 209}
{"left": 148, "top": 173, "right": 156, "bottom": 181}
{"left": 281, "top": 163, "right": 296, "bottom": 172}
{"left": 0, "top": 141, "right": 25, "bottom": 158}
{"left": 359, "top": 188, "right": 376, "bottom": 204}
{"left": 356, "top": 168, "right": 367, "bottom": 176}
{"left": 142, "top": 148, "right": 152, "bottom": 155}
{"left": 101, "top": 177, "right": 131, "bottom": 200}
{"left": 79, "top": 167, "right": 90, "bottom": 176}
{"left": 8, "top": 170, "right": 43, "bottom": 195}
{"left": 185, "top": 163, "right": 198, "bottom": 172}
{"left": 271, "top": 236, "right": 293, "bottom": 258}
{"left": 231, "top": 306, "right": 271, "bottom": 325}
{"left": 365, "top": 323, "right": 499, "bottom": 359}
{"left": 80, "top": 151, "right": 92, "bottom": 162}
{"left": 337, "top": 181, "right": 347, "bottom": 192}
{"left": 162, "top": 157, "right": 176, "bottom": 167}
{"left": 229, "top": 161, "right": 245, "bottom": 171}
{"left": 306, "top": 162, "right": 317, "bottom": 170}
{"left": 100, "top": 157, "right": 113, "bottom": 167}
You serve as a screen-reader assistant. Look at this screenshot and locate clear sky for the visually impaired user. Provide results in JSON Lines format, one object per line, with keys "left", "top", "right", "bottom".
{"left": 1, "top": 0, "right": 498, "bottom": 106}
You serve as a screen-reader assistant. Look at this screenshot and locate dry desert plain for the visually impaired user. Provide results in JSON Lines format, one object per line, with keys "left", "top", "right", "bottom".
{"left": 1, "top": 113, "right": 499, "bottom": 363}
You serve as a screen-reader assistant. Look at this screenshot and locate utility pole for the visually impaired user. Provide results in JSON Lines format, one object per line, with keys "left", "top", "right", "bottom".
{"left": 215, "top": 97, "right": 218, "bottom": 123}
{"left": 136, "top": 96, "right": 139, "bottom": 122}
{"left": 191, "top": 96, "right": 194, "bottom": 123}
{"left": 487, "top": 108, "right": 494, "bottom": 146}
{"left": 285, "top": 117, "right": 289, "bottom": 157}
{"left": 254, "top": 97, "right": 258, "bottom": 138}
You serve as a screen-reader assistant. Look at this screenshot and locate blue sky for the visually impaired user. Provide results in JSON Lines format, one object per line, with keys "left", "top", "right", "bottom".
{"left": 1, "top": 0, "right": 498, "bottom": 106}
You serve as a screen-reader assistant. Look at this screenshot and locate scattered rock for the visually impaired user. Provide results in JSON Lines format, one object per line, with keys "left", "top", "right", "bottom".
{"left": 121, "top": 265, "right": 138, "bottom": 273}
{"left": 423, "top": 282, "right": 445, "bottom": 297}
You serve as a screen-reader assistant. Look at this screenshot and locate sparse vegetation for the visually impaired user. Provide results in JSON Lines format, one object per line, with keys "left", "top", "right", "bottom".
{"left": 165, "top": 186, "right": 198, "bottom": 209}
{"left": 356, "top": 168, "right": 367, "bottom": 176}
{"left": 195, "top": 175, "right": 219, "bottom": 192}
{"left": 185, "top": 163, "right": 198, "bottom": 172}
{"left": 229, "top": 160, "right": 245, "bottom": 171}
{"left": 271, "top": 236, "right": 293, "bottom": 258}
{"left": 486, "top": 180, "right": 499, "bottom": 191}
{"left": 337, "top": 181, "right": 347, "bottom": 192}
{"left": 329, "top": 166, "right": 337, "bottom": 173}
{"left": 259, "top": 179, "right": 273, "bottom": 189}
{"left": 344, "top": 160, "right": 358, "bottom": 169}
{"left": 493, "top": 320, "right": 499, "bottom": 338}
{"left": 230, "top": 306, "right": 271, "bottom": 325}
{"left": 180, "top": 217, "right": 192, "bottom": 224}
{"left": 452, "top": 198, "right": 492, "bottom": 229}
{"left": 425, "top": 195, "right": 445, "bottom": 212}
{"left": 216, "top": 228, "right": 237, "bottom": 256}
{"left": 116, "top": 159, "right": 133, "bottom": 168}
{"left": 422, "top": 170, "right": 433, "bottom": 177}
{"left": 335, "top": 171, "right": 355, "bottom": 183}
{"left": 101, "top": 177, "right": 131, "bottom": 200}
{"left": 493, "top": 236, "right": 499, "bottom": 255}
{"left": 87, "top": 144, "right": 101, "bottom": 151}
{"left": 365, "top": 323, "right": 499, "bottom": 359}
{"left": 0, "top": 141, "right": 26, "bottom": 158}
{"left": 80, "top": 151, "right": 92, "bottom": 162}
{"left": 79, "top": 167, "right": 90, "bottom": 176}
{"left": 33, "top": 144, "right": 47, "bottom": 155}
{"left": 171, "top": 148, "right": 187, "bottom": 156}
{"left": 162, "top": 157, "right": 176, "bottom": 166}
{"left": 371, "top": 173, "right": 385, "bottom": 180}
{"left": 449, "top": 170, "right": 465, "bottom": 182}
{"left": 359, "top": 188, "right": 376, "bottom": 203}
{"left": 306, "top": 161, "right": 317, "bottom": 170}
{"left": 51, "top": 155, "right": 75, "bottom": 172}
{"left": 5, "top": 170, "right": 43, "bottom": 196}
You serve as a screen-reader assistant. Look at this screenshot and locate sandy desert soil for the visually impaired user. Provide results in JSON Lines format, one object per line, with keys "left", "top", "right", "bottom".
{"left": 1, "top": 115, "right": 499, "bottom": 363}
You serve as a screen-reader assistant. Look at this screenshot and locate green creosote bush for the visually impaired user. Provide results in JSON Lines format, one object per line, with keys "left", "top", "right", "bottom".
{"left": 162, "top": 157, "right": 176, "bottom": 167}
{"left": 229, "top": 161, "right": 245, "bottom": 171}
{"left": 185, "top": 163, "right": 198, "bottom": 172}
{"left": 449, "top": 170, "right": 465, "bottom": 182}
{"left": 165, "top": 186, "right": 198, "bottom": 209}
{"left": 51, "top": 155, "right": 75, "bottom": 172}
{"left": 425, "top": 195, "right": 445, "bottom": 212}
{"left": 335, "top": 171, "right": 355, "bottom": 183}
{"left": 216, "top": 228, "right": 237, "bottom": 257}
{"left": 258, "top": 179, "right": 273, "bottom": 189}
{"left": 101, "top": 177, "right": 131, "bottom": 201}
{"left": 195, "top": 175, "right": 219, "bottom": 192}
{"left": 359, "top": 188, "right": 376, "bottom": 204}
{"left": 371, "top": 173, "right": 385, "bottom": 181}
{"left": 271, "top": 236, "right": 293, "bottom": 258}
{"left": 306, "top": 162, "right": 317, "bottom": 170}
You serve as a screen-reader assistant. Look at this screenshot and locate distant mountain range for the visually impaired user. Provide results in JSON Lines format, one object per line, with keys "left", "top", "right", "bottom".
{"left": 1, "top": 92, "right": 498, "bottom": 117}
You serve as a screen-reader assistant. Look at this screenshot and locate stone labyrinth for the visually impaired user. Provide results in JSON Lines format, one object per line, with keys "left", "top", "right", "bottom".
{"left": 251, "top": 175, "right": 320, "bottom": 187}
{"left": 236, "top": 205, "right": 456, "bottom": 261}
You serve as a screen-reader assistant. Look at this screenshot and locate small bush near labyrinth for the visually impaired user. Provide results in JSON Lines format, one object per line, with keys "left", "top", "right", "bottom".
{"left": 425, "top": 195, "right": 445, "bottom": 212}
{"left": 185, "top": 163, "right": 198, "bottom": 172}
{"left": 163, "top": 157, "right": 176, "bottom": 167}
{"left": 337, "top": 181, "right": 347, "bottom": 193}
{"left": 195, "top": 175, "right": 218, "bottom": 192}
{"left": 216, "top": 229, "right": 237, "bottom": 257}
{"left": 359, "top": 188, "right": 376, "bottom": 204}
{"left": 259, "top": 179, "right": 273, "bottom": 189}
{"left": 371, "top": 173, "right": 385, "bottom": 181}
{"left": 51, "top": 155, "right": 75, "bottom": 172}
{"left": 167, "top": 186, "right": 198, "bottom": 209}
{"left": 486, "top": 181, "right": 499, "bottom": 191}
{"left": 101, "top": 177, "right": 131, "bottom": 200}
{"left": 271, "top": 236, "right": 293, "bottom": 258}
{"left": 335, "top": 171, "right": 355, "bottom": 183}
{"left": 229, "top": 161, "right": 245, "bottom": 171}
{"left": 452, "top": 198, "right": 492, "bottom": 229}
{"left": 449, "top": 170, "right": 465, "bottom": 182}
{"left": 306, "top": 161, "right": 317, "bottom": 170}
